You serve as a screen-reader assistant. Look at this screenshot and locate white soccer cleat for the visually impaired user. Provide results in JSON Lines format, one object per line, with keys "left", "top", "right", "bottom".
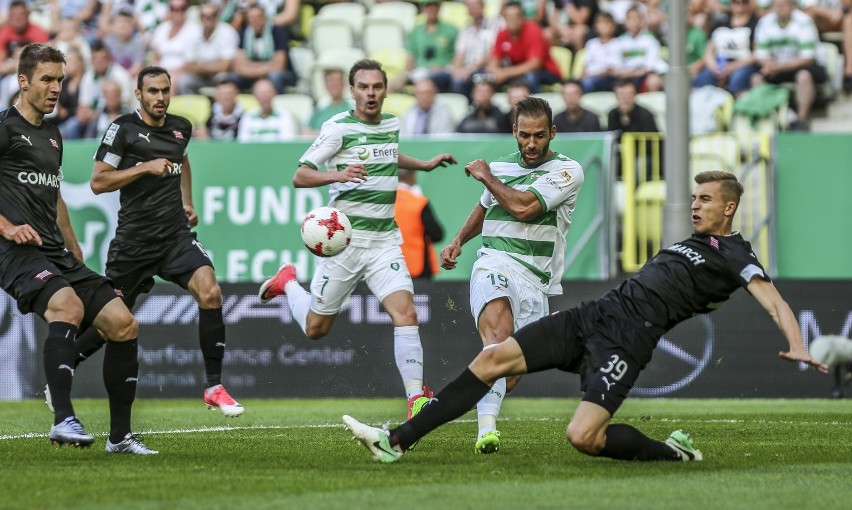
{"left": 342, "top": 415, "right": 403, "bottom": 463}
{"left": 105, "top": 433, "right": 159, "bottom": 455}
{"left": 49, "top": 416, "right": 94, "bottom": 447}
{"left": 665, "top": 430, "right": 703, "bottom": 461}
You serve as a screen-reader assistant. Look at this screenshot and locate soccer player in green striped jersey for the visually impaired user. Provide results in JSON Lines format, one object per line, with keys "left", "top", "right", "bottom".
{"left": 440, "top": 96, "right": 585, "bottom": 454}
{"left": 259, "top": 59, "right": 456, "bottom": 417}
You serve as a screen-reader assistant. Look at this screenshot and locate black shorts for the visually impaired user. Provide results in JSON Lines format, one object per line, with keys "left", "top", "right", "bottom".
{"left": 0, "top": 246, "right": 119, "bottom": 325}
{"left": 764, "top": 64, "right": 828, "bottom": 85}
{"left": 106, "top": 231, "right": 213, "bottom": 307}
{"left": 514, "top": 301, "right": 663, "bottom": 415}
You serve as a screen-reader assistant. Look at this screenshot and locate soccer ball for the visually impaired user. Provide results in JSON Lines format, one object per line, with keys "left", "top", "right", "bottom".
{"left": 301, "top": 206, "right": 352, "bottom": 257}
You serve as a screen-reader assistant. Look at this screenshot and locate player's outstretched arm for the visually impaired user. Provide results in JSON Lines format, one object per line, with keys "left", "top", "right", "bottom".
{"left": 747, "top": 277, "right": 829, "bottom": 373}
{"left": 56, "top": 192, "right": 83, "bottom": 261}
{"left": 440, "top": 204, "right": 486, "bottom": 270}
{"left": 90, "top": 158, "right": 172, "bottom": 194}
{"left": 398, "top": 153, "right": 457, "bottom": 172}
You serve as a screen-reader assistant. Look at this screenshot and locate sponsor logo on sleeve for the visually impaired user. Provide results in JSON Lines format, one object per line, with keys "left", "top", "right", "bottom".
{"left": 103, "top": 123, "right": 119, "bottom": 146}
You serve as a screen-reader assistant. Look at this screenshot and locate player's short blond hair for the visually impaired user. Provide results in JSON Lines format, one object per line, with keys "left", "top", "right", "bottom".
{"left": 694, "top": 171, "right": 743, "bottom": 205}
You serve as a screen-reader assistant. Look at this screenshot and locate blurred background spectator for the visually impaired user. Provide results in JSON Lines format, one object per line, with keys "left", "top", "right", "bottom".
{"left": 608, "top": 77, "right": 658, "bottom": 132}
{"left": 487, "top": 1, "right": 561, "bottom": 93}
{"left": 581, "top": 11, "right": 620, "bottom": 92}
{"left": 306, "top": 67, "right": 350, "bottom": 135}
{"left": 456, "top": 79, "right": 511, "bottom": 133}
{"left": 177, "top": 1, "right": 239, "bottom": 94}
{"left": 83, "top": 78, "right": 131, "bottom": 139}
{"left": 102, "top": 8, "right": 146, "bottom": 79}
{"left": 53, "top": 45, "right": 87, "bottom": 139}
{"left": 554, "top": 79, "right": 602, "bottom": 132}
{"left": 149, "top": 0, "right": 201, "bottom": 91}
{"left": 400, "top": 0, "right": 458, "bottom": 92}
{"left": 450, "top": 0, "right": 502, "bottom": 98}
{"left": 549, "top": 0, "right": 600, "bottom": 51}
{"left": 0, "top": 0, "right": 49, "bottom": 76}
{"left": 77, "top": 40, "right": 135, "bottom": 131}
{"left": 205, "top": 78, "right": 243, "bottom": 141}
{"left": 612, "top": 4, "right": 667, "bottom": 92}
{"left": 692, "top": 0, "right": 759, "bottom": 97}
{"left": 230, "top": 3, "right": 296, "bottom": 93}
{"left": 400, "top": 78, "right": 456, "bottom": 135}
{"left": 237, "top": 77, "right": 298, "bottom": 141}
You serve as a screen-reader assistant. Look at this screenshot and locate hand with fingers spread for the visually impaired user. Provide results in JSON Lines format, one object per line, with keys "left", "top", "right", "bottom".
{"left": 423, "top": 153, "right": 457, "bottom": 172}
{"left": 779, "top": 348, "right": 829, "bottom": 374}
{"left": 2, "top": 223, "right": 42, "bottom": 246}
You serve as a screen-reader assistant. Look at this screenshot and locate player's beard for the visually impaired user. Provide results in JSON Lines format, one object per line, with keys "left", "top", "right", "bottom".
{"left": 143, "top": 99, "right": 167, "bottom": 122}
{"left": 517, "top": 138, "right": 551, "bottom": 167}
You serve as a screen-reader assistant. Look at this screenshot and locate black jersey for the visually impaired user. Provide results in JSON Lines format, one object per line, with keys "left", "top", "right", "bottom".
{"left": 94, "top": 110, "right": 193, "bottom": 244}
{"left": 599, "top": 232, "right": 768, "bottom": 332}
{"left": 0, "top": 107, "right": 65, "bottom": 254}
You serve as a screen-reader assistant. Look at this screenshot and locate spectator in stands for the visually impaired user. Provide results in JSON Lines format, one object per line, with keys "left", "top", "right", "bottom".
{"left": 607, "top": 77, "right": 658, "bottom": 132}
{"left": 102, "top": 8, "right": 146, "bottom": 79}
{"left": 800, "top": 0, "right": 852, "bottom": 92}
{"left": 205, "top": 78, "right": 243, "bottom": 141}
{"left": 487, "top": 1, "right": 562, "bottom": 93}
{"left": 50, "top": 0, "right": 101, "bottom": 44}
{"left": 581, "top": 12, "right": 621, "bottom": 92}
{"left": 0, "top": 0, "right": 49, "bottom": 76}
{"left": 177, "top": 1, "right": 240, "bottom": 95}
{"left": 0, "top": 45, "right": 23, "bottom": 108}
{"left": 395, "top": 168, "right": 444, "bottom": 280}
{"left": 306, "top": 68, "right": 350, "bottom": 135}
{"left": 237, "top": 77, "right": 298, "bottom": 141}
{"left": 693, "top": 0, "right": 760, "bottom": 97}
{"left": 457, "top": 79, "right": 512, "bottom": 134}
{"left": 752, "top": 0, "right": 827, "bottom": 130}
{"left": 400, "top": 78, "right": 457, "bottom": 135}
{"left": 78, "top": 40, "right": 135, "bottom": 123}
{"left": 50, "top": 18, "right": 93, "bottom": 67}
{"left": 549, "top": 0, "right": 600, "bottom": 51}
{"left": 101, "top": 0, "right": 168, "bottom": 40}
{"left": 450, "top": 0, "right": 503, "bottom": 98}
{"left": 82, "top": 78, "right": 131, "bottom": 139}
{"left": 231, "top": 3, "right": 296, "bottom": 94}
{"left": 52, "top": 45, "right": 87, "bottom": 139}
{"left": 506, "top": 79, "right": 531, "bottom": 125}
{"left": 554, "top": 79, "right": 602, "bottom": 132}
{"left": 612, "top": 5, "right": 668, "bottom": 92}
{"left": 150, "top": 0, "right": 201, "bottom": 91}
{"left": 402, "top": 0, "right": 458, "bottom": 92}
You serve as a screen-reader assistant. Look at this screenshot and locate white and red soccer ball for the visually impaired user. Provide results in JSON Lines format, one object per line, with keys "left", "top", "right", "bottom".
{"left": 301, "top": 206, "right": 352, "bottom": 257}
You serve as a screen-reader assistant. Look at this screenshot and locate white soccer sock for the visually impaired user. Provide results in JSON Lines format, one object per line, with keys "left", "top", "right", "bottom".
{"left": 285, "top": 281, "right": 311, "bottom": 334}
{"left": 393, "top": 326, "right": 424, "bottom": 398}
{"left": 476, "top": 376, "right": 506, "bottom": 437}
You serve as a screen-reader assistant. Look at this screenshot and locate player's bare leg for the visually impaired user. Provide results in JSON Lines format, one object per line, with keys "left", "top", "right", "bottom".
{"left": 474, "top": 297, "right": 515, "bottom": 453}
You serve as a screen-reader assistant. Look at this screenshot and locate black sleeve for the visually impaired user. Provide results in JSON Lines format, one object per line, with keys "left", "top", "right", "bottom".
{"left": 0, "top": 123, "right": 9, "bottom": 154}
{"left": 421, "top": 201, "right": 444, "bottom": 243}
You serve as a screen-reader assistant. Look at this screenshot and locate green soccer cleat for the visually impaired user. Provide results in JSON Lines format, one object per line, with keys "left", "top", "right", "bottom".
{"left": 475, "top": 430, "right": 501, "bottom": 454}
{"left": 665, "top": 430, "right": 703, "bottom": 461}
{"left": 343, "top": 415, "right": 403, "bottom": 463}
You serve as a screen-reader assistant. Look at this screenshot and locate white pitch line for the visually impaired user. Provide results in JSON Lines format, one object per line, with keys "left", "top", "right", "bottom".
{"left": 2, "top": 416, "right": 847, "bottom": 441}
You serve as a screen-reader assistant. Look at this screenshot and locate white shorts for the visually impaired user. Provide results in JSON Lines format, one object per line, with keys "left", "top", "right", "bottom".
{"left": 469, "top": 254, "right": 549, "bottom": 331}
{"left": 309, "top": 244, "right": 413, "bottom": 315}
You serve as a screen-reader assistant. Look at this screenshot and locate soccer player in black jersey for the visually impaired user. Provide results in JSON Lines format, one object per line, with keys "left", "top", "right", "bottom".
{"left": 0, "top": 44, "right": 155, "bottom": 453}
{"left": 70, "top": 66, "right": 244, "bottom": 417}
{"left": 343, "top": 170, "right": 829, "bottom": 463}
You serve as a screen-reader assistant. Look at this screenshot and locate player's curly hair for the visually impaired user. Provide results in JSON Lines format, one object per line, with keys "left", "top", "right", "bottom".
{"left": 18, "top": 44, "right": 65, "bottom": 81}
{"left": 695, "top": 171, "right": 743, "bottom": 205}
{"left": 514, "top": 96, "right": 552, "bottom": 127}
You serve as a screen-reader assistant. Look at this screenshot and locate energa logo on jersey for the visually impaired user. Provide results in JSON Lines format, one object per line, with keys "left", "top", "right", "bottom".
{"left": 61, "top": 180, "right": 119, "bottom": 273}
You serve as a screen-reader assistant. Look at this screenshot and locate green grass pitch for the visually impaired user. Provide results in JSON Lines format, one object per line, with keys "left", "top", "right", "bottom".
{"left": 1, "top": 398, "right": 850, "bottom": 509}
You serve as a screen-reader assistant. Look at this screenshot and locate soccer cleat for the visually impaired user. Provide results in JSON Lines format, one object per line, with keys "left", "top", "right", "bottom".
{"left": 204, "top": 384, "right": 245, "bottom": 417}
{"left": 406, "top": 385, "right": 434, "bottom": 420}
{"left": 105, "top": 433, "right": 159, "bottom": 455}
{"left": 44, "top": 384, "right": 54, "bottom": 413}
{"left": 49, "top": 416, "right": 94, "bottom": 447}
{"left": 258, "top": 263, "right": 297, "bottom": 304}
{"left": 665, "top": 430, "right": 703, "bottom": 461}
{"left": 342, "top": 415, "right": 403, "bottom": 463}
{"left": 475, "top": 430, "right": 501, "bottom": 454}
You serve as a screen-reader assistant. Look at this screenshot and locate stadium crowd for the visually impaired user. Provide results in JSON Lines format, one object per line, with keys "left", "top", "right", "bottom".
{"left": 0, "top": 0, "right": 849, "bottom": 135}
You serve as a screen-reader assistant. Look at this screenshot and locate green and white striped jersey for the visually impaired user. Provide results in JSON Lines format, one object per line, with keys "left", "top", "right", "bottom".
{"left": 477, "top": 151, "right": 584, "bottom": 296}
{"left": 299, "top": 111, "right": 402, "bottom": 247}
{"left": 754, "top": 9, "right": 819, "bottom": 62}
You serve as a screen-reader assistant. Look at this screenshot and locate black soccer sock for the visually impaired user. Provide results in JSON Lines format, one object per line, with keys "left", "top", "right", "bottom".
{"left": 73, "top": 327, "right": 107, "bottom": 368}
{"left": 103, "top": 339, "right": 138, "bottom": 444}
{"left": 199, "top": 307, "right": 225, "bottom": 388}
{"left": 43, "top": 322, "right": 79, "bottom": 424}
{"left": 389, "top": 368, "right": 492, "bottom": 451}
{"left": 599, "top": 423, "right": 680, "bottom": 461}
